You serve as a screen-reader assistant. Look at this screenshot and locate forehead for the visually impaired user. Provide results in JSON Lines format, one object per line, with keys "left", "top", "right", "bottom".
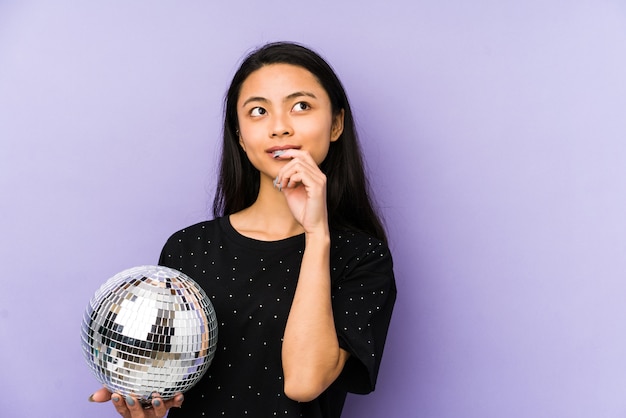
{"left": 238, "top": 63, "right": 328, "bottom": 102}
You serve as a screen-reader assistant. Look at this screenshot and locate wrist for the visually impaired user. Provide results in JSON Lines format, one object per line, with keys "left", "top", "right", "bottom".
{"left": 304, "top": 227, "right": 330, "bottom": 241}
{"left": 304, "top": 228, "right": 331, "bottom": 244}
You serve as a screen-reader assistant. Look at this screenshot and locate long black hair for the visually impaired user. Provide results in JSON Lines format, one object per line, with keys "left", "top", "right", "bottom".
{"left": 213, "top": 42, "right": 387, "bottom": 244}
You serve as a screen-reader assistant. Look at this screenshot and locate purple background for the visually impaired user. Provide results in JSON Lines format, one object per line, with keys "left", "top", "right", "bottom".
{"left": 1, "top": 1, "right": 626, "bottom": 417}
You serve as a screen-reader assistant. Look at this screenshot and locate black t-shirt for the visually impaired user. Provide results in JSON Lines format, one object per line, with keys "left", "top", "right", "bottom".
{"left": 161, "top": 217, "right": 396, "bottom": 418}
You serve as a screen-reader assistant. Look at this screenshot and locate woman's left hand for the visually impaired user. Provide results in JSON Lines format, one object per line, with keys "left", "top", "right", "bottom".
{"left": 89, "top": 387, "right": 184, "bottom": 418}
{"left": 273, "top": 149, "right": 328, "bottom": 233}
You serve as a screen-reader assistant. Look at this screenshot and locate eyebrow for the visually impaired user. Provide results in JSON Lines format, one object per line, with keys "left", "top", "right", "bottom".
{"left": 241, "top": 91, "right": 318, "bottom": 107}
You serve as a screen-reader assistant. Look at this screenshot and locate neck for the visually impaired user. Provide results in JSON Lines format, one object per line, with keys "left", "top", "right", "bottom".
{"left": 230, "top": 177, "right": 304, "bottom": 241}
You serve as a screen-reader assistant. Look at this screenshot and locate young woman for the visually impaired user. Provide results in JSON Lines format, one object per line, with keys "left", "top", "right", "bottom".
{"left": 90, "top": 41, "right": 396, "bottom": 418}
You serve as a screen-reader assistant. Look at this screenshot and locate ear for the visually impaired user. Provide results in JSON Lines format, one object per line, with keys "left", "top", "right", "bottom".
{"left": 237, "top": 130, "right": 246, "bottom": 152}
{"left": 330, "top": 109, "right": 345, "bottom": 142}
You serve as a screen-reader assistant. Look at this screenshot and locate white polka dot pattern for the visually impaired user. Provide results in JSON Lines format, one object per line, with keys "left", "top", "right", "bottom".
{"left": 161, "top": 217, "right": 396, "bottom": 417}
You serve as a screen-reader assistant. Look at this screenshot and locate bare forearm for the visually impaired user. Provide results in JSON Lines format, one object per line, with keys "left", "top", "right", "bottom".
{"left": 281, "top": 231, "right": 347, "bottom": 401}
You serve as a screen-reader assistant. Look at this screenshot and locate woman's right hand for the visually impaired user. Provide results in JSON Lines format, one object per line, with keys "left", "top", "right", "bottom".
{"left": 89, "top": 387, "right": 184, "bottom": 418}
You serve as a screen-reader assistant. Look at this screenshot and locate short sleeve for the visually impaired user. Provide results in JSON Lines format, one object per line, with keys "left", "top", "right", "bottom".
{"left": 158, "top": 231, "right": 184, "bottom": 270}
{"left": 331, "top": 238, "right": 396, "bottom": 394}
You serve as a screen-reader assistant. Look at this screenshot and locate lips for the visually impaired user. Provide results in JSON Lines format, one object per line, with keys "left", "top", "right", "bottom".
{"left": 266, "top": 145, "right": 302, "bottom": 158}
{"left": 265, "top": 145, "right": 301, "bottom": 153}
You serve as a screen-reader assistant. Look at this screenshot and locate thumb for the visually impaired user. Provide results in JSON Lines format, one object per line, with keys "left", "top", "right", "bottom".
{"left": 88, "top": 387, "right": 112, "bottom": 403}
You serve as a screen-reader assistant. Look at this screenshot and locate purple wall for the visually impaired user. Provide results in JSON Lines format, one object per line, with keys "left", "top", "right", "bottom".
{"left": 1, "top": 1, "right": 626, "bottom": 417}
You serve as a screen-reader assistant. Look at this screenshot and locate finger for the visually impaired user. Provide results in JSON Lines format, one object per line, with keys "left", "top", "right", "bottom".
{"left": 286, "top": 171, "right": 304, "bottom": 189}
{"left": 274, "top": 150, "right": 318, "bottom": 176}
{"left": 286, "top": 166, "right": 325, "bottom": 191}
{"left": 150, "top": 397, "right": 167, "bottom": 417}
{"left": 144, "top": 393, "right": 184, "bottom": 418}
{"left": 163, "top": 393, "right": 185, "bottom": 410}
{"left": 275, "top": 171, "right": 302, "bottom": 190}
{"left": 274, "top": 148, "right": 315, "bottom": 164}
{"left": 110, "top": 393, "right": 132, "bottom": 418}
{"left": 150, "top": 393, "right": 179, "bottom": 417}
{"left": 88, "top": 387, "right": 112, "bottom": 403}
{"left": 123, "top": 394, "right": 149, "bottom": 418}
{"left": 277, "top": 161, "right": 323, "bottom": 190}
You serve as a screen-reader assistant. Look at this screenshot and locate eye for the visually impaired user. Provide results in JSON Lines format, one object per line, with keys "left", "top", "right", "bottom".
{"left": 292, "top": 102, "right": 310, "bottom": 112}
{"left": 250, "top": 107, "right": 267, "bottom": 117}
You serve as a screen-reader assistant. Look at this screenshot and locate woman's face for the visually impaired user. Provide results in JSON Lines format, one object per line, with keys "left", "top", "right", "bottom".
{"left": 236, "top": 63, "right": 344, "bottom": 179}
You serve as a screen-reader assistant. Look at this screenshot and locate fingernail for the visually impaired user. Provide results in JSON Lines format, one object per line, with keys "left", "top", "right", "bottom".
{"left": 273, "top": 150, "right": 286, "bottom": 158}
{"left": 153, "top": 399, "right": 161, "bottom": 407}
{"left": 125, "top": 395, "right": 135, "bottom": 406}
{"left": 273, "top": 176, "right": 279, "bottom": 188}
{"left": 111, "top": 395, "right": 120, "bottom": 403}
{"left": 88, "top": 394, "right": 95, "bottom": 402}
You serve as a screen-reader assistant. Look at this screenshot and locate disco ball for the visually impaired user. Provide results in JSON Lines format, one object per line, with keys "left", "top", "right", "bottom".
{"left": 80, "top": 265, "right": 218, "bottom": 405}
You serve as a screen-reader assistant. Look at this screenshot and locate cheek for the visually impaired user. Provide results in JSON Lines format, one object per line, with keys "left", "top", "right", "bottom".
{"left": 303, "top": 118, "right": 334, "bottom": 161}
{"left": 237, "top": 123, "right": 261, "bottom": 152}
{"left": 312, "top": 144, "right": 332, "bottom": 166}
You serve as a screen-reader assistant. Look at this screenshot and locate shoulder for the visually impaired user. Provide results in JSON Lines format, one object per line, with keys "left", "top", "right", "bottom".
{"left": 159, "top": 218, "right": 226, "bottom": 259}
{"left": 164, "top": 218, "right": 223, "bottom": 243}
{"left": 159, "top": 218, "right": 227, "bottom": 267}
{"left": 330, "top": 229, "right": 394, "bottom": 283}
{"left": 331, "top": 229, "right": 392, "bottom": 263}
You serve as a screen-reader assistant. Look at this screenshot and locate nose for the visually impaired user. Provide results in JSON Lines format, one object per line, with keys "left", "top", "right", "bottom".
{"left": 270, "top": 114, "right": 292, "bottom": 137}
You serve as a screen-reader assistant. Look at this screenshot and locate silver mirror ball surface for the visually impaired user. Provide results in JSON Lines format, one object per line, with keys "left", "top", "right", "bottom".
{"left": 81, "top": 265, "right": 218, "bottom": 404}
